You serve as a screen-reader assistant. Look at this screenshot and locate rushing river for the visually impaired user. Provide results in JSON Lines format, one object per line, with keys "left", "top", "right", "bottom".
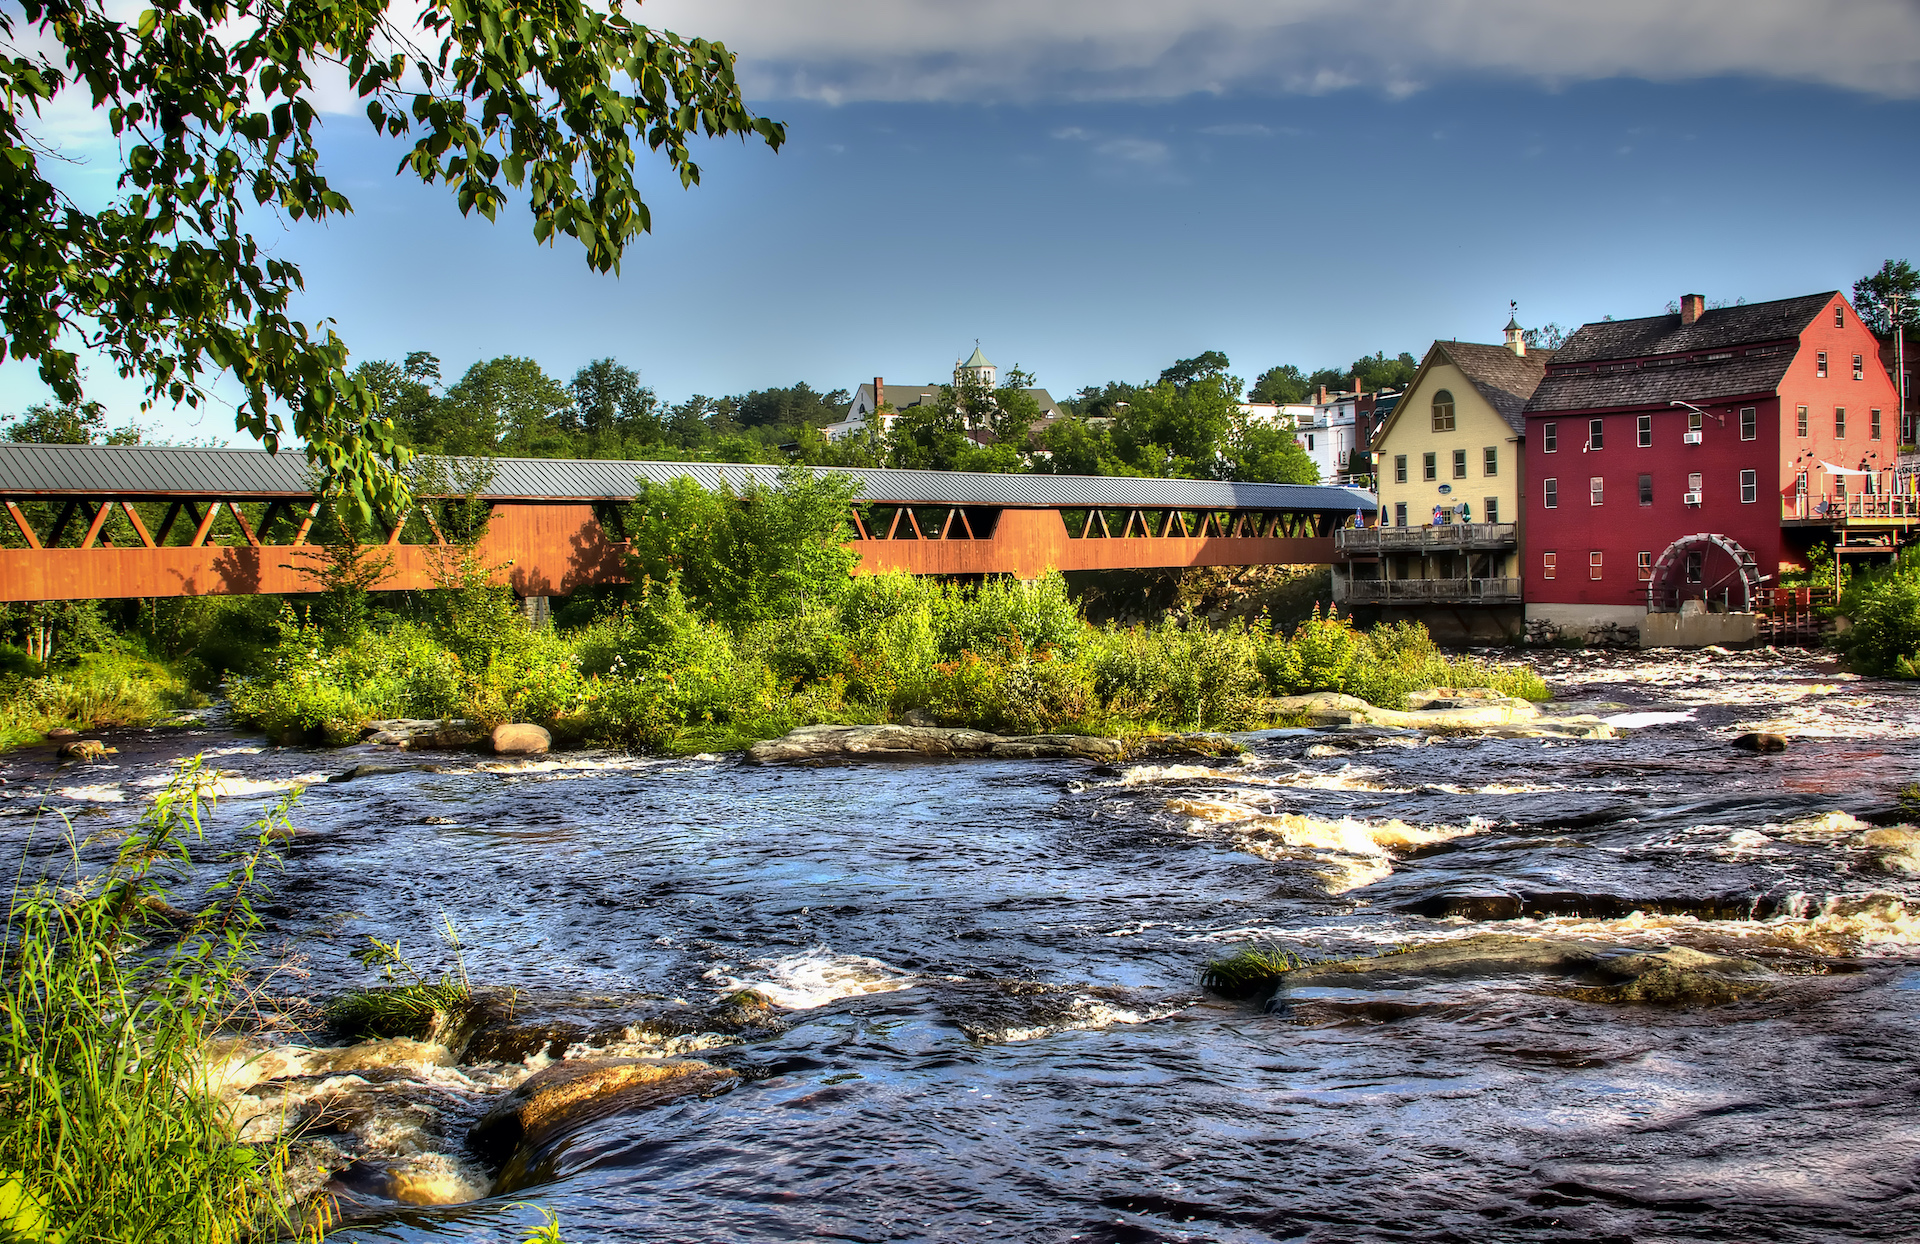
{"left": 8, "top": 646, "right": 1920, "bottom": 1242}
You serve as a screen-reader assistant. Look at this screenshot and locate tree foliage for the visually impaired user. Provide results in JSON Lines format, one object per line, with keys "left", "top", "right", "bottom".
{"left": 0, "top": 0, "right": 783, "bottom": 517}
{"left": 623, "top": 465, "right": 861, "bottom": 625}
{"left": 1855, "top": 260, "right": 1919, "bottom": 337}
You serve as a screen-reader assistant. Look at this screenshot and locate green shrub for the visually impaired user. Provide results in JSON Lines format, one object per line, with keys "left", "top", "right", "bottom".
{"left": 1837, "top": 576, "right": 1920, "bottom": 676}
{"left": 0, "top": 759, "right": 299, "bottom": 1243}
{"left": 0, "top": 652, "right": 197, "bottom": 746}
{"left": 936, "top": 571, "right": 1083, "bottom": 660}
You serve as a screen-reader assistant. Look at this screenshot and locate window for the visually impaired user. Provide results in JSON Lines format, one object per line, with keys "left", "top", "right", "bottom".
{"left": 1306, "top": 434, "right": 1315, "bottom": 451}
{"left": 1854, "top": 353, "right": 1864, "bottom": 381}
{"left": 1638, "top": 473, "right": 1653, "bottom": 506}
{"left": 1740, "top": 407, "right": 1756, "bottom": 440}
{"left": 1484, "top": 446, "right": 1498, "bottom": 476}
{"left": 1687, "top": 408, "right": 1704, "bottom": 434}
{"left": 1544, "top": 422, "right": 1558, "bottom": 452}
{"left": 1484, "top": 497, "right": 1499, "bottom": 524}
{"left": 1543, "top": 551, "right": 1557, "bottom": 579}
{"left": 1452, "top": 449, "right": 1468, "bottom": 479}
{"left": 1423, "top": 452, "right": 1437, "bottom": 481}
{"left": 1686, "top": 550, "right": 1704, "bottom": 583}
{"left": 1394, "top": 454, "right": 1407, "bottom": 483}
{"left": 1589, "top": 551, "right": 1603, "bottom": 580}
{"left": 1431, "top": 389, "right": 1456, "bottom": 432}
{"left": 1637, "top": 415, "right": 1652, "bottom": 447}
{"left": 1796, "top": 470, "right": 1809, "bottom": 495}
{"left": 1638, "top": 551, "right": 1653, "bottom": 581}
{"left": 1797, "top": 405, "right": 1809, "bottom": 437}
{"left": 1587, "top": 418, "right": 1605, "bottom": 450}
{"left": 1688, "top": 472, "right": 1703, "bottom": 500}
{"left": 1394, "top": 502, "right": 1407, "bottom": 526}
{"left": 1872, "top": 408, "right": 1882, "bottom": 440}
{"left": 1836, "top": 407, "right": 1847, "bottom": 439}
{"left": 1818, "top": 351, "right": 1828, "bottom": 378}
{"left": 1544, "top": 478, "right": 1558, "bottom": 508}
{"left": 1740, "top": 469, "right": 1758, "bottom": 503}
{"left": 1589, "top": 476, "right": 1604, "bottom": 506}
{"left": 1837, "top": 305, "right": 1846, "bottom": 328}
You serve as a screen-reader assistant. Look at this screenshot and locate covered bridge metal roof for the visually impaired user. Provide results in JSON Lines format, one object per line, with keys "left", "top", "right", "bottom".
{"left": 0, "top": 443, "right": 1376, "bottom": 512}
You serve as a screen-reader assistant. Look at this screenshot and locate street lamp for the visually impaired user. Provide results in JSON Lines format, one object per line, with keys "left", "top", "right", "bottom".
{"left": 1669, "top": 399, "right": 1725, "bottom": 425}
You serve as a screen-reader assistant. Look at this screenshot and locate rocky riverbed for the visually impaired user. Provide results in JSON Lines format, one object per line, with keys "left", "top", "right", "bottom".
{"left": 5, "top": 644, "right": 1920, "bottom": 1242}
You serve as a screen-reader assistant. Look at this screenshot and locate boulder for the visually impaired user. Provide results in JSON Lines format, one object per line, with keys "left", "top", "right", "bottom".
{"left": 491, "top": 723, "right": 551, "bottom": 756}
{"left": 898, "top": 707, "right": 940, "bottom": 728}
{"left": 1733, "top": 732, "right": 1789, "bottom": 753}
{"left": 45, "top": 727, "right": 77, "bottom": 741}
{"left": 58, "top": 739, "right": 114, "bottom": 760}
{"left": 1262, "top": 690, "right": 1612, "bottom": 737}
{"left": 467, "top": 1057, "right": 733, "bottom": 1168}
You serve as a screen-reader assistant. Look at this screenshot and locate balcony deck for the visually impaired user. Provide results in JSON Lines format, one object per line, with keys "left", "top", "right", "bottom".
{"left": 1782, "top": 493, "right": 1920, "bottom": 528}
{"left": 1334, "top": 577, "right": 1522, "bottom": 605}
{"left": 1335, "top": 523, "right": 1518, "bottom": 556}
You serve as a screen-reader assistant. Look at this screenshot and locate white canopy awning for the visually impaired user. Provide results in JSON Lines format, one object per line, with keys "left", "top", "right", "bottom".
{"left": 1819, "top": 461, "right": 1877, "bottom": 476}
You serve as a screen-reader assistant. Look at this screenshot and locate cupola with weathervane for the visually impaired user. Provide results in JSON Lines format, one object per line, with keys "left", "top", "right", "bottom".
{"left": 956, "top": 342, "right": 996, "bottom": 389}
{"left": 1504, "top": 302, "right": 1526, "bottom": 357}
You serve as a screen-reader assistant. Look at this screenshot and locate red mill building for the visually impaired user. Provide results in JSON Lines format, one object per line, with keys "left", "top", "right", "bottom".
{"left": 1522, "top": 291, "right": 1911, "bottom": 642}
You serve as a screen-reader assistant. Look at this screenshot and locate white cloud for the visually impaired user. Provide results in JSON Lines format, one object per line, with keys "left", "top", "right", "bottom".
{"left": 1095, "top": 137, "right": 1170, "bottom": 164}
{"left": 636, "top": 0, "right": 1920, "bottom": 102}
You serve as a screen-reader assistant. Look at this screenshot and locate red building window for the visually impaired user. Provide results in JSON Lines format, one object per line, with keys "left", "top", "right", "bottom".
{"left": 1543, "top": 422, "right": 1558, "bottom": 453}
{"left": 1589, "top": 476, "right": 1604, "bottom": 506}
{"left": 1543, "top": 552, "right": 1557, "bottom": 579}
{"left": 1836, "top": 407, "right": 1847, "bottom": 439}
{"left": 1544, "top": 478, "right": 1558, "bottom": 508}
{"left": 1740, "top": 469, "right": 1758, "bottom": 503}
{"left": 1872, "top": 408, "right": 1882, "bottom": 440}
{"left": 1589, "top": 551, "right": 1603, "bottom": 580}
{"left": 1638, "top": 551, "right": 1653, "bottom": 581}
{"left": 1638, "top": 473, "right": 1653, "bottom": 505}
{"left": 1797, "top": 405, "right": 1808, "bottom": 437}
{"left": 1740, "top": 407, "right": 1756, "bottom": 440}
{"left": 1818, "top": 351, "right": 1828, "bottom": 378}
{"left": 1637, "top": 415, "right": 1652, "bottom": 447}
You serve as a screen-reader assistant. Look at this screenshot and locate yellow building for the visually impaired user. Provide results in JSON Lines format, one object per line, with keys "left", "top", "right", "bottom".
{"left": 1332, "top": 324, "right": 1547, "bottom": 616}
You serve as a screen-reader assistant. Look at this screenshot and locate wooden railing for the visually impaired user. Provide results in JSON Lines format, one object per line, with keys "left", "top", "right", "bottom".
{"left": 1335, "top": 523, "right": 1518, "bottom": 554}
{"left": 1782, "top": 493, "right": 1920, "bottom": 521}
{"left": 1335, "top": 577, "right": 1522, "bottom": 604}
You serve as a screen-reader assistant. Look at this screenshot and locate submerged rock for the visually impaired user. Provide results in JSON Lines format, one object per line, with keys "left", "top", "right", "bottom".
{"left": 58, "top": 739, "right": 114, "bottom": 760}
{"left": 1733, "top": 732, "right": 1790, "bottom": 753}
{"left": 467, "top": 1057, "right": 734, "bottom": 1169}
{"left": 746, "top": 724, "right": 1235, "bottom": 765}
{"left": 1256, "top": 933, "right": 1775, "bottom": 1009}
{"left": 491, "top": 723, "right": 551, "bottom": 756}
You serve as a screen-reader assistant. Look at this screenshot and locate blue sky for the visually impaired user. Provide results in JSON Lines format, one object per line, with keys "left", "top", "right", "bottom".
{"left": 8, "top": 0, "right": 1920, "bottom": 439}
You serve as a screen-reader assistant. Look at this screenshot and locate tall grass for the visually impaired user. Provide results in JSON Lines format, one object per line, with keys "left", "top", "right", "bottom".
{"left": 0, "top": 651, "right": 200, "bottom": 747}
{"left": 0, "top": 759, "right": 300, "bottom": 1243}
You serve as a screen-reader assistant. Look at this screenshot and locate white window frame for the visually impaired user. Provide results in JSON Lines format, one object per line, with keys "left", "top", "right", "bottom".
{"left": 1740, "top": 469, "right": 1757, "bottom": 503}
{"left": 1543, "top": 478, "right": 1558, "bottom": 509}
{"left": 1589, "top": 475, "right": 1604, "bottom": 506}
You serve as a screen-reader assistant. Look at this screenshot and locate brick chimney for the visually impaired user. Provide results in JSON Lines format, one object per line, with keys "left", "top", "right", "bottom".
{"left": 873, "top": 376, "right": 885, "bottom": 413}
{"left": 1679, "top": 294, "right": 1705, "bottom": 326}
{"left": 1317, "top": 385, "right": 1328, "bottom": 405}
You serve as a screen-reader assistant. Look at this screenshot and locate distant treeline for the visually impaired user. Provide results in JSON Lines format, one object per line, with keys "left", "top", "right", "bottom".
{"left": 2, "top": 345, "right": 1423, "bottom": 486}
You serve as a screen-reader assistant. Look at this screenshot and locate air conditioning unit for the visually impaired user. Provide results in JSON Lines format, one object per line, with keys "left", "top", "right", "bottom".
{"left": 1683, "top": 431, "right": 1704, "bottom": 445}
{"left": 1683, "top": 491, "right": 1704, "bottom": 506}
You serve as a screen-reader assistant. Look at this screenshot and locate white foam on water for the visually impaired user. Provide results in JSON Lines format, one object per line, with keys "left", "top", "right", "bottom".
{"left": 1169, "top": 800, "right": 1490, "bottom": 894}
{"left": 1603, "top": 710, "right": 1695, "bottom": 728}
{"left": 705, "top": 948, "right": 917, "bottom": 1010}
{"left": 1117, "top": 763, "right": 1233, "bottom": 786}
{"left": 990, "top": 997, "right": 1182, "bottom": 1044}
{"left": 51, "top": 785, "right": 126, "bottom": 803}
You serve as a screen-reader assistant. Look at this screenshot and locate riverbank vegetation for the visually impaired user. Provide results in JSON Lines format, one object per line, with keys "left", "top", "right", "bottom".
{"left": 0, "top": 762, "right": 299, "bottom": 1242}
{"left": 1835, "top": 547, "right": 1920, "bottom": 676}
{"left": 0, "top": 470, "right": 1543, "bottom": 753}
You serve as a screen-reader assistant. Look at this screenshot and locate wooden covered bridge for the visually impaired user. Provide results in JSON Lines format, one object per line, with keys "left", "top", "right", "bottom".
{"left": 0, "top": 444, "right": 1376, "bottom": 602}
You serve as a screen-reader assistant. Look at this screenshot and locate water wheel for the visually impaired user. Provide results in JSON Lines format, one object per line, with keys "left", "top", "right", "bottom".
{"left": 1646, "top": 533, "right": 1764, "bottom": 613}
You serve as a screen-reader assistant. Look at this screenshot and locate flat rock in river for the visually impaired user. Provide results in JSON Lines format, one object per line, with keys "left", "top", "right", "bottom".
{"left": 746, "top": 724, "right": 1233, "bottom": 764}
{"left": 1262, "top": 690, "right": 1614, "bottom": 738}
{"left": 467, "top": 1057, "right": 733, "bottom": 1169}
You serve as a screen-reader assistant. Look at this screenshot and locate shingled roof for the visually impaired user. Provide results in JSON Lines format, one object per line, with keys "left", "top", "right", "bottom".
{"left": 1435, "top": 341, "right": 1551, "bottom": 435}
{"left": 1526, "top": 349, "right": 1799, "bottom": 413}
{"left": 1547, "top": 292, "right": 1833, "bottom": 364}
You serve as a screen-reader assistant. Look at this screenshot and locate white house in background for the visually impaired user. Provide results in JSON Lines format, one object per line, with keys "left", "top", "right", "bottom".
{"left": 821, "top": 345, "right": 1064, "bottom": 443}
{"left": 1238, "top": 401, "right": 1314, "bottom": 426}
{"left": 1294, "top": 385, "right": 1362, "bottom": 482}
